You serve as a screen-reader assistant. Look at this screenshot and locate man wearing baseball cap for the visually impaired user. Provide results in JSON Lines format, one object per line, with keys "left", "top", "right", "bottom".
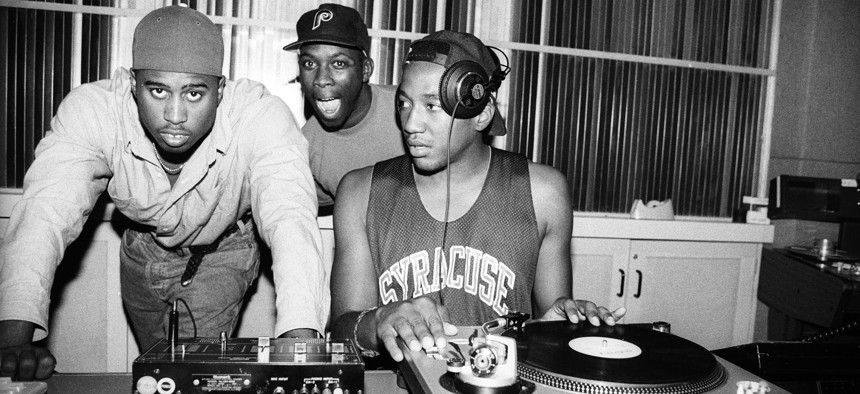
{"left": 329, "top": 30, "right": 626, "bottom": 361}
{"left": 0, "top": 5, "right": 327, "bottom": 380}
{"left": 284, "top": 3, "right": 405, "bottom": 212}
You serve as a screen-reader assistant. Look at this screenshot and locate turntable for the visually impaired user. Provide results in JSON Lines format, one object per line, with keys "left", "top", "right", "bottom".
{"left": 783, "top": 244, "right": 860, "bottom": 281}
{"left": 759, "top": 246, "right": 860, "bottom": 340}
{"left": 762, "top": 175, "right": 860, "bottom": 340}
{"left": 398, "top": 318, "right": 788, "bottom": 394}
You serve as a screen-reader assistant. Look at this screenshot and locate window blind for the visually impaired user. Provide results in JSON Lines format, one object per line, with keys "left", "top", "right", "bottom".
{"left": 506, "top": 0, "right": 775, "bottom": 217}
{"left": 0, "top": 0, "right": 778, "bottom": 218}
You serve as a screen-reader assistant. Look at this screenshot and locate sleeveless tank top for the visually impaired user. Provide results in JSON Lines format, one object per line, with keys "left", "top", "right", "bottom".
{"left": 366, "top": 148, "right": 540, "bottom": 325}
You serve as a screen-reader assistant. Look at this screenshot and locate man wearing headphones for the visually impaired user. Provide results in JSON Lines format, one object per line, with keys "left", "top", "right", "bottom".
{"left": 284, "top": 4, "right": 405, "bottom": 212}
{"left": 330, "top": 30, "right": 625, "bottom": 362}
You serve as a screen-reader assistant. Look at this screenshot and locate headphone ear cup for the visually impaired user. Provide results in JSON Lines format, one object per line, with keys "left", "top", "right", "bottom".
{"left": 440, "top": 61, "right": 490, "bottom": 119}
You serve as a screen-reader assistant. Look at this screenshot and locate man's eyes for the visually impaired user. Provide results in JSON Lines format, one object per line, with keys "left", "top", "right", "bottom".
{"left": 148, "top": 89, "right": 204, "bottom": 101}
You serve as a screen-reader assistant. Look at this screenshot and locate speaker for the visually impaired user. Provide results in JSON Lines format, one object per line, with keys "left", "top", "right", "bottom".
{"left": 439, "top": 50, "right": 506, "bottom": 119}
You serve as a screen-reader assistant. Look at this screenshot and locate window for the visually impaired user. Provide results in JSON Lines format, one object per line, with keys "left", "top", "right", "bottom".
{"left": 504, "top": 0, "right": 777, "bottom": 216}
{"left": 0, "top": 0, "right": 778, "bottom": 218}
{"left": 1, "top": 0, "right": 113, "bottom": 187}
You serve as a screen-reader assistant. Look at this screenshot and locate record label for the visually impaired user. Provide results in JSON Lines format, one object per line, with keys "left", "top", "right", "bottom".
{"left": 569, "top": 337, "right": 642, "bottom": 359}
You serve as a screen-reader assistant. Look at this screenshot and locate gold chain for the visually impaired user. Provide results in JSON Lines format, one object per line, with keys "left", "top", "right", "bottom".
{"left": 152, "top": 142, "right": 184, "bottom": 175}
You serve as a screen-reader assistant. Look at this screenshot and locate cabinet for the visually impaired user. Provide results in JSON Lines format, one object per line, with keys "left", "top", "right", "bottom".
{"left": 570, "top": 216, "right": 772, "bottom": 350}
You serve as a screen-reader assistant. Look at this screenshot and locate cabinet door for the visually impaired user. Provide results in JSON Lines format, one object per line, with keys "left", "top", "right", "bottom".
{"left": 571, "top": 238, "right": 630, "bottom": 313}
{"left": 625, "top": 240, "right": 759, "bottom": 350}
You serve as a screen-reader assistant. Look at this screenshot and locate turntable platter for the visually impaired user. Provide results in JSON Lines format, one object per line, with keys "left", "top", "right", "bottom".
{"left": 507, "top": 321, "right": 726, "bottom": 394}
{"left": 786, "top": 245, "right": 859, "bottom": 261}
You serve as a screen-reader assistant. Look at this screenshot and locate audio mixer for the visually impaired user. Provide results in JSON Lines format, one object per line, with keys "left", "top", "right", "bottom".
{"left": 132, "top": 336, "right": 364, "bottom": 394}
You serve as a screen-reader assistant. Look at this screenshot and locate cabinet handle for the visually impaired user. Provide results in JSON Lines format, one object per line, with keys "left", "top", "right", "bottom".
{"left": 634, "top": 269, "right": 643, "bottom": 298}
{"left": 617, "top": 269, "right": 625, "bottom": 297}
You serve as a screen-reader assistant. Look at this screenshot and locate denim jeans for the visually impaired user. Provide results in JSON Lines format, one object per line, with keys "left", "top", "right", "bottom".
{"left": 119, "top": 219, "right": 260, "bottom": 351}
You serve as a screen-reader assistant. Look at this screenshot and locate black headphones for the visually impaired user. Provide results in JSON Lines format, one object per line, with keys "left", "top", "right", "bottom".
{"left": 439, "top": 48, "right": 509, "bottom": 119}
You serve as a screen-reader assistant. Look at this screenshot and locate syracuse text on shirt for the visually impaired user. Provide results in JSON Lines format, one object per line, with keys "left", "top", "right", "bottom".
{"left": 377, "top": 245, "right": 516, "bottom": 315}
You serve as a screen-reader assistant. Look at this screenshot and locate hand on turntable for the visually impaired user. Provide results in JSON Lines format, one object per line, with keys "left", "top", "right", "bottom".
{"left": 538, "top": 297, "right": 626, "bottom": 326}
{"left": 375, "top": 296, "right": 459, "bottom": 362}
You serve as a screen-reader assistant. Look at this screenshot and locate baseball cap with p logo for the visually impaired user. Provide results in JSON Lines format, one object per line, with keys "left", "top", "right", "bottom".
{"left": 282, "top": 3, "right": 371, "bottom": 53}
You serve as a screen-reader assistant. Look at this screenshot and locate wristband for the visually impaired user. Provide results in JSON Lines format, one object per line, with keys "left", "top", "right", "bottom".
{"left": 354, "top": 306, "right": 380, "bottom": 358}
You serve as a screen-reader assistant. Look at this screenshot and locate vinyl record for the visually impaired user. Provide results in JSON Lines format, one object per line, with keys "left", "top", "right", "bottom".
{"left": 505, "top": 321, "right": 726, "bottom": 394}
{"left": 786, "top": 245, "right": 859, "bottom": 261}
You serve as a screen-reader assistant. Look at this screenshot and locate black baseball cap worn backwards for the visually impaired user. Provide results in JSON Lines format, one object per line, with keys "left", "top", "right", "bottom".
{"left": 283, "top": 3, "right": 371, "bottom": 53}
{"left": 405, "top": 30, "right": 508, "bottom": 136}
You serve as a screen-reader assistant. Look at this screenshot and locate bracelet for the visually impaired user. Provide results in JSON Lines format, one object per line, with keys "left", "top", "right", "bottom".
{"left": 354, "top": 306, "right": 380, "bottom": 358}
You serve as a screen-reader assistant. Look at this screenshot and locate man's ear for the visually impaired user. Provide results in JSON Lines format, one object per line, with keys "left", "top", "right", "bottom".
{"left": 362, "top": 56, "right": 374, "bottom": 83}
{"left": 474, "top": 101, "right": 496, "bottom": 132}
{"left": 217, "top": 76, "right": 226, "bottom": 104}
{"left": 130, "top": 69, "right": 138, "bottom": 96}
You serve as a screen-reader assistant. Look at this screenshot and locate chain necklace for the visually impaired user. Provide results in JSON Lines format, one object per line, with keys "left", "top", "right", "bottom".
{"left": 152, "top": 142, "right": 184, "bottom": 175}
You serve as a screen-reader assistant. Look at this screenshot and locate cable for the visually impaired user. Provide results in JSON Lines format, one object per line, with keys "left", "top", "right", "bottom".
{"left": 441, "top": 98, "right": 462, "bottom": 252}
{"left": 169, "top": 297, "right": 198, "bottom": 340}
{"left": 438, "top": 97, "right": 463, "bottom": 308}
{"left": 799, "top": 318, "right": 860, "bottom": 343}
{"left": 441, "top": 45, "right": 506, "bottom": 248}
{"left": 486, "top": 46, "right": 512, "bottom": 89}
{"left": 168, "top": 300, "right": 179, "bottom": 344}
